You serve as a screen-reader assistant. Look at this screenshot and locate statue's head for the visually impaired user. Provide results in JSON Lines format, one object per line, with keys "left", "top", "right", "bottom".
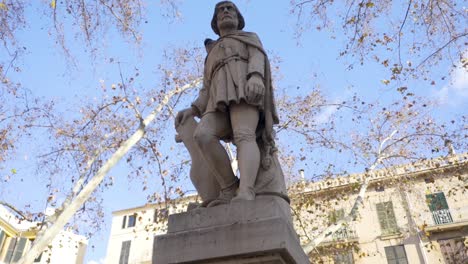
{"left": 211, "top": 1, "right": 245, "bottom": 36}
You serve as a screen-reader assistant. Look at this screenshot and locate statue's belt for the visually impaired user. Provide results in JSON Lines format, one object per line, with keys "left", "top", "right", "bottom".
{"left": 210, "top": 54, "right": 248, "bottom": 80}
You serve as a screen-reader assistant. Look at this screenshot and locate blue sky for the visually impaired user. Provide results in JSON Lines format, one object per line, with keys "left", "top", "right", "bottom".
{"left": 1, "top": 1, "right": 466, "bottom": 263}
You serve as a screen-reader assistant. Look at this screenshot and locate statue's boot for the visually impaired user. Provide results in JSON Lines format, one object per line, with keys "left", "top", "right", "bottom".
{"left": 232, "top": 172, "right": 256, "bottom": 202}
{"left": 207, "top": 179, "right": 239, "bottom": 207}
{"left": 232, "top": 188, "right": 255, "bottom": 202}
{"left": 231, "top": 130, "right": 258, "bottom": 202}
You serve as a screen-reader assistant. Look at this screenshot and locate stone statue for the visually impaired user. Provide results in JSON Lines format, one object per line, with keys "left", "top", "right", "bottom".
{"left": 175, "top": 1, "right": 288, "bottom": 207}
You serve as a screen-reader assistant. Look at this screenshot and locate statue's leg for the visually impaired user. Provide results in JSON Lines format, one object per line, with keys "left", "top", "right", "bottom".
{"left": 230, "top": 102, "right": 260, "bottom": 201}
{"left": 193, "top": 112, "right": 238, "bottom": 206}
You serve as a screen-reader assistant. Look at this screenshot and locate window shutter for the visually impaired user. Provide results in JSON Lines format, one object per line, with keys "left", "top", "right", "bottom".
{"left": 12, "top": 237, "right": 27, "bottom": 262}
{"left": 385, "top": 245, "right": 396, "bottom": 259}
{"left": 376, "top": 203, "right": 388, "bottom": 231}
{"left": 394, "top": 246, "right": 408, "bottom": 264}
{"left": 329, "top": 211, "right": 337, "bottom": 224}
{"left": 122, "top": 215, "right": 127, "bottom": 229}
{"left": 336, "top": 209, "right": 345, "bottom": 221}
{"left": 426, "top": 192, "right": 449, "bottom": 211}
{"left": 386, "top": 202, "right": 397, "bottom": 232}
{"left": 5, "top": 237, "right": 17, "bottom": 263}
{"left": 376, "top": 202, "right": 398, "bottom": 234}
{"left": 0, "top": 229, "right": 5, "bottom": 251}
{"left": 385, "top": 245, "right": 408, "bottom": 264}
{"left": 329, "top": 209, "right": 345, "bottom": 224}
{"left": 334, "top": 250, "right": 354, "bottom": 264}
{"left": 119, "top": 240, "right": 131, "bottom": 264}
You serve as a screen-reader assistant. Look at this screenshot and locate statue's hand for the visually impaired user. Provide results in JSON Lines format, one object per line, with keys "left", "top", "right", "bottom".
{"left": 246, "top": 74, "right": 265, "bottom": 104}
{"left": 175, "top": 107, "right": 194, "bottom": 129}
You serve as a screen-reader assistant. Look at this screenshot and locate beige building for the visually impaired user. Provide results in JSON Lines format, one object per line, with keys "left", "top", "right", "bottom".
{"left": 292, "top": 153, "right": 468, "bottom": 264}
{"left": 0, "top": 205, "right": 87, "bottom": 264}
{"left": 105, "top": 154, "right": 468, "bottom": 264}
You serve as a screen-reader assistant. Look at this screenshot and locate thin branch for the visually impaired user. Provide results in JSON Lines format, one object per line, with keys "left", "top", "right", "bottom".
{"left": 77, "top": 101, "right": 122, "bottom": 134}
{"left": 0, "top": 201, "right": 30, "bottom": 221}
{"left": 80, "top": 0, "right": 91, "bottom": 44}
{"left": 98, "top": 0, "right": 140, "bottom": 42}
{"left": 118, "top": 63, "right": 142, "bottom": 120}
{"left": 144, "top": 137, "right": 169, "bottom": 203}
{"left": 398, "top": 0, "right": 412, "bottom": 67}
{"left": 3, "top": 50, "right": 18, "bottom": 77}
{"left": 290, "top": 205, "right": 312, "bottom": 242}
{"left": 416, "top": 32, "right": 468, "bottom": 69}
{"left": 380, "top": 132, "right": 445, "bottom": 155}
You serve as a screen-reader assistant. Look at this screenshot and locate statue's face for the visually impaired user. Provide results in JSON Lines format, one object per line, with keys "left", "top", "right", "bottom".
{"left": 216, "top": 2, "right": 239, "bottom": 31}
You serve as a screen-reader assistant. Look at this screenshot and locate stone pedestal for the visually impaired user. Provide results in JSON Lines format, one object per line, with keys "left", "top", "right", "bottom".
{"left": 153, "top": 196, "right": 310, "bottom": 264}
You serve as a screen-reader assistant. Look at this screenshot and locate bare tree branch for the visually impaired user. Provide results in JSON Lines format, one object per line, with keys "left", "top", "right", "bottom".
{"left": 19, "top": 78, "right": 202, "bottom": 264}
{"left": 0, "top": 201, "right": 30, "bottom": 221}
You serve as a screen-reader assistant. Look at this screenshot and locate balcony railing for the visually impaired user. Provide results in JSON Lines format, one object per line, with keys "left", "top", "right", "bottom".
{"left": 324, "top": 227, "right": 358, "bottom": 243}
{"left": 418, "top": 207, "right": 468, "bottom": 234}
{"left": 432, "top": 209, "right": 453, "bottom": 225}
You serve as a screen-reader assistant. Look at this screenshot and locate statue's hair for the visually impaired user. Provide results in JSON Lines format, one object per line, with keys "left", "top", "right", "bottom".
{"left": 211, "top": 1, "right": 245, "bottom": 35}
{"left": 204, "top": 38, "right": 215, "bottom": 47}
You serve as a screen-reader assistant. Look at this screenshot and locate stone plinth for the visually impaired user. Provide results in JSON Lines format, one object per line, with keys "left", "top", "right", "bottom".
{"left": 153, "top": 196, "right": 310, "bottom": 264}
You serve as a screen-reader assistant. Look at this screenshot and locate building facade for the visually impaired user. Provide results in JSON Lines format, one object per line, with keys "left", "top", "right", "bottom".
{"left": 292, "top": 154, "right": 468, "bottom": 264}
{"left": 105, "top": 154, "right": 468, "bottom": 264}
{"left": 105, "top": 198, "right": 193, "bottom": 264}
{"left": 0, "top": 205, "right": 87, "bottom": 264}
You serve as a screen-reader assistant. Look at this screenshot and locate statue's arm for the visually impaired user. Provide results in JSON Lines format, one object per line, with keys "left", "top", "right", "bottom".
{"left": 247, "top": 34, "right": 265, "bottom": 80}
{"left": 245, "top": 34, "right": 266, "bottom": 103}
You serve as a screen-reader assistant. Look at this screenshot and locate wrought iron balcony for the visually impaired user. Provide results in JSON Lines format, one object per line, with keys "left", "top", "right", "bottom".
{"left": 432, "top": 209, "right": 453, "bottom": 225}
{"left": 421, "top": 207, "right": 468, "bottom": 234}
{"left": 323, "top": 227, "right": 358, "bottom": 243}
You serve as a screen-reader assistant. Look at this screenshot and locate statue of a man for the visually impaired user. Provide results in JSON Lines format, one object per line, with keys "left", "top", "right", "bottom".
{"left": 176, "top": 1, "right": 279, "bottom": 207}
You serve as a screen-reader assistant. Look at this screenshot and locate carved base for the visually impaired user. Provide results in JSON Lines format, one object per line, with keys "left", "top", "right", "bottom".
{"left": 153, "top": 196, "right": 309, "bottom": 264}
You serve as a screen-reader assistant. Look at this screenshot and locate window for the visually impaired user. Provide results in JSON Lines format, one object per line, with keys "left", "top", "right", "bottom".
{"left": 119, "top": 240, "right": 131, "bottom": 264}
{"left": 375, "top": 185, "right": 385, "bottom": 192}
{"left": 334, "top": 250, "right": 354, "bottom": 264}
{"left": 329, "top": 209, "right": 345, "bottom": 225}
{"left": 329, "top": 209, "right": 345, "bottom": 240}
{"left": 426, "top": 192, "right": 453, "bottom": 225}
{"left": 4, "top": 237, "right": 27, "bottom": 263}
{"left": 0, "top": 229, "right": 5, "bottom": 253}
{"left": 424, "top": 177, "right": 435, "bottom": 184}
{"left": 12, "top": 237, "right": 27, "bottom": 262}
{"left": 384, "top": 245, "right": 408, "bottom": 264}
{"left": 438, "top": 237, "right": 467, "bottom": 264}
{"left": 376, "top": 202, "right": 399, "bottom": 235}
{"left": 127, "top": 214, "right": 136, "bottom": 228}
{"left": 122, "top": 213, "right": 137, "bottom": 229}
{"left": 4, "top": 237, "right": 17, "bottom": 263}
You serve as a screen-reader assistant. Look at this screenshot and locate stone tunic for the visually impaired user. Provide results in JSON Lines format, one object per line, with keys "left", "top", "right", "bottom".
{"left": 192, "top": 34, "right": 265, "bottom": 116}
